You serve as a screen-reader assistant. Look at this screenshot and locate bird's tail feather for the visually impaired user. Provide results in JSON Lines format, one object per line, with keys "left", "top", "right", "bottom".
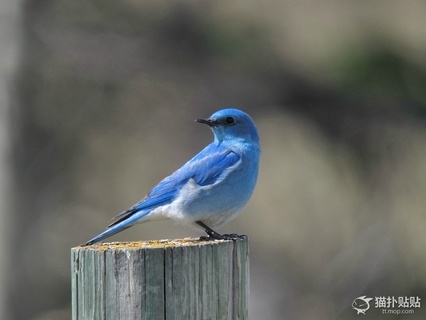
{"left": 84, "top": 210, "right": 150, "bottom": 245}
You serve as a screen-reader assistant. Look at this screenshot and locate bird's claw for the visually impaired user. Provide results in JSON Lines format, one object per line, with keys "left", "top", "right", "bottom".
{"left": 199, "top": 235, "right": 215, "bottom": 241}
{"left": 221, "top": 233, "right": 247, "bottom": 240}
{"left": 199, "top": 233, "right": 247, "bottom": 241}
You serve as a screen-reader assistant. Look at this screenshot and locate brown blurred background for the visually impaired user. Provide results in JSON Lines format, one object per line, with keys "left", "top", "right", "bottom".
{"left": 1, "top": 1, "right": 426, "bottom": 319}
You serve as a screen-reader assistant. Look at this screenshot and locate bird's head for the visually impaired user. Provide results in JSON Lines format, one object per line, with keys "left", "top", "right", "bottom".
{"left": 196, "top": 108, "right": 259, "bottom": 146}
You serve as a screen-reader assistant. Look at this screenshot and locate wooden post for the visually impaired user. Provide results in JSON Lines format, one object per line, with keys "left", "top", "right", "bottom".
{"left": 71, "top": 237, "right": 249, "bottom": 320}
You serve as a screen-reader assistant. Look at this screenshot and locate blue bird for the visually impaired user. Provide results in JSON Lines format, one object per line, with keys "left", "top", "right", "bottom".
{"left": 85, "top": 108, "right": 260, "bottom": 245}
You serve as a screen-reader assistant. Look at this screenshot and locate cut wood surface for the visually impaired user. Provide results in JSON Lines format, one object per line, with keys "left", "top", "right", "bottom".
{"left": 71, "top": 237, "right": 249, "bottom": 320}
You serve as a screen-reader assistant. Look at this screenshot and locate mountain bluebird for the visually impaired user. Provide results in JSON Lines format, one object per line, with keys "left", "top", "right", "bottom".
{"left": 85, "top": 108, "right": 260, "bottom": 245}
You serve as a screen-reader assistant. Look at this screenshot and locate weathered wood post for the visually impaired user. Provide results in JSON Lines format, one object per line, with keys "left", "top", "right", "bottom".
{"left": 71, "top": 237, "right": 249, "bottom": 320}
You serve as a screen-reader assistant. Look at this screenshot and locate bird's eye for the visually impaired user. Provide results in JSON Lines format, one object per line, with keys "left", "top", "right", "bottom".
{"left": 225, "top": 117, "right": 235, "bottom": 124}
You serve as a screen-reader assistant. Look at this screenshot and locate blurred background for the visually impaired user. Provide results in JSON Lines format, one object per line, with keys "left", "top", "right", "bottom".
{"left": 1, "top": 0, "right": 426, "bottom": 319}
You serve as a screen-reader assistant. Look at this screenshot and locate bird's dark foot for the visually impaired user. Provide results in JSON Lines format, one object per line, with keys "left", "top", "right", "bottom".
{"left": 196, "top": 220, "right": 246, "bottom": 241}
{"left": 199, "top": 233, "right": 247, "bottom": 241}
{"left": 200, "top": 228, "right": 225, "bottom": 241}
{"left": 221, "top": 233, "right": 247, "bottom": 240}
{"left": 199, "top": 235, "right": 215, "bottom": 241}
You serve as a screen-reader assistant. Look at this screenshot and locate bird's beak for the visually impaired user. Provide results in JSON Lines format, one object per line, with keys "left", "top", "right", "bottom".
{"left": 195, "top": 118, "right": 218, "bottom": 127}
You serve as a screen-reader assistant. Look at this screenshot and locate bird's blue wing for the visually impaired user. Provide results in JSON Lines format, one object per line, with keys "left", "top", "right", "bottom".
{"left": 190, "top": 147, "right": 240, "bottom": 186}
{"left": 148, "top": 144, "right": 240, "bottom": 194}
{"left": 108, "top": 145, "right": 239, "bottom": 227}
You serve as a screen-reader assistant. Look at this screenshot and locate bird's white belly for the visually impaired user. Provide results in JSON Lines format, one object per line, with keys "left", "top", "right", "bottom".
{"left": 166, "top": 172, "right": 254, "bottom": 227}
